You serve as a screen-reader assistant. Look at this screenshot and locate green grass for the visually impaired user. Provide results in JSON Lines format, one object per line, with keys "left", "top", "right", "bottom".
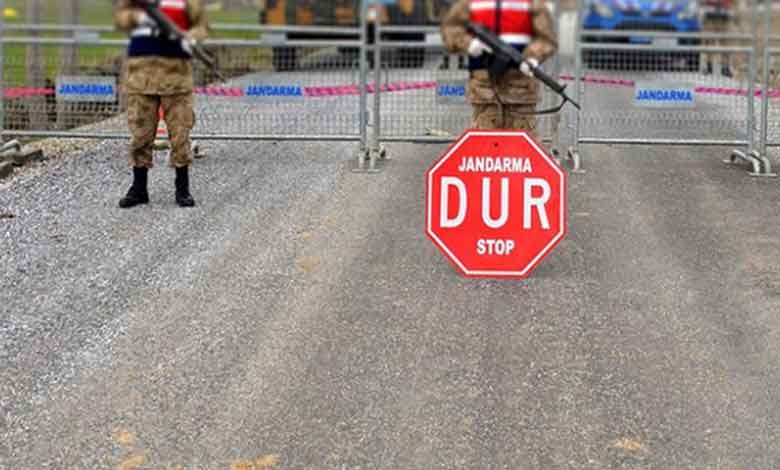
{"left": 2, "top": 2, "right": 264, "bottom": 85}
{"left": 3, "top": 0, "right": 258, "bottom": 26}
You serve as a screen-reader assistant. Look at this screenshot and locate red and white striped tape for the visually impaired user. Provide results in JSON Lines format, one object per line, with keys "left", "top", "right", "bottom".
{"left": 4, "top": 77, "right": 778, "bottom": 99}
{"left": 558, "top": 75, "right": 780, "bottom": 98}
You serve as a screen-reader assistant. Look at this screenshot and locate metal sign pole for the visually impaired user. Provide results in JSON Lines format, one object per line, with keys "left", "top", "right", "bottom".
{"left": 371, "top": 10, "right": 383, "bottom": 168}
{"left": 567, "top": 0, "right": 585, "bottom": 172}
{"left": 0, "top": 0, "right": 5, "bottom": 143}
{"left": 759, "top": 1, "right": 771, "bottom": 163}
{"left": 746, "top": 0, "right": 758, "bottom": 157}
{"left": 551, "top": 0, "right": 562, "bottom": 160}
{"left": 356, "top": 0, "right": 370, "bottom": 171}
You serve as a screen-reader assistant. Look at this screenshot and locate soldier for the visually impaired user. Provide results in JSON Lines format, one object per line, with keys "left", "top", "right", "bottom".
{"left": 438, "top": 0, "right": 466, "bottom": 71}
{"left": 113, "top": 0, "right": 208, "bottom": 208}
{"left": 702, "top": 0, "right": 735, "bottom": 77}
{"left": 441, "top": 0, "right": 557, "bottom": 135}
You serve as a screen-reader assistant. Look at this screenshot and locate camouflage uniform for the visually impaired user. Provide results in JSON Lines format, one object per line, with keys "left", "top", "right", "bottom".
{"left": 114, "top": 0, "right": 208, "bottom": 169}
{"left": 702, "top": 0, "right": 735, "bottom": 75}
{"left": 441, "top": 0, "right": 557, "bottom": 136}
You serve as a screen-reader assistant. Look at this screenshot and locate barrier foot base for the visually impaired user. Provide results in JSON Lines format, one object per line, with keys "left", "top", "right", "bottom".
{"left": 371, "top": 144, "right": 389, "bottom": 161}
{"left": 751, "top": 150, "right": 777, "bottom": 177}
{"left": 0, "top": 139, "right": 22, "bottom": 154}
{"left": 193, "top": 143, "right": 206, "bottom": 159}
{"left": 566, "top": 146, "right": 585, "bottom": 174}
{"left": 352, "top": 147, "right": 381, "bottom": 174}
{"left": 551, "top": 147, "right": 562, "bottom": 167}
{"left": 726, "top": 149, "right": 770, "bottom": 176}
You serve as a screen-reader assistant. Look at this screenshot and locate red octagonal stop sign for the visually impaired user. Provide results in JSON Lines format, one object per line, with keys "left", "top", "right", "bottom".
{"left": 426, "top": 129, "right": 567, "bottom": 278}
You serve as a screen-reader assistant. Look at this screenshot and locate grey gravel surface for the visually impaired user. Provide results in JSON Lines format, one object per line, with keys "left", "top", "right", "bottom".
{"left": 2, "top": 134, "right": 780, "bottom": 469}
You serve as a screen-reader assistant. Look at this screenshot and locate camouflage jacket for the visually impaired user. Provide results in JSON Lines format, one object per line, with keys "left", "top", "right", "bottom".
{"left": 114, "top": 0, "right": 209, "bottom": 95}
{"left": 441, "top": 0, "right": 558, "bottom": 105}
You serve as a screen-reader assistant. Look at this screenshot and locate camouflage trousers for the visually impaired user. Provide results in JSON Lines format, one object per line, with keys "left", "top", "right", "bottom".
{"left": 472, "top": 103, "right": 538, "bottom": 140}
{"left": 127, "top": 93, "right": 195, "bottom": 169}
{"left": 702, "top": 17, "right": 731, "bottom": 66}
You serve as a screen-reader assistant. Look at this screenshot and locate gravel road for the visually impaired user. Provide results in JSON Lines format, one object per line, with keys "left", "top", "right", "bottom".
{"left": 2, "top": 129, "right": 780, "bottom": 469}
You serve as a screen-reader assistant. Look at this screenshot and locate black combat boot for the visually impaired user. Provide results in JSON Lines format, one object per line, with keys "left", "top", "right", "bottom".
{"left": 175, "top": 166, "right": 195, "bottom": 207}
{"left": 704, "top": 62, "right": 713, "bottom": 75}
{"left": 119, "top": 167, "right": 150, "bottom": 208}
{"left": 721, "top": 65, "right": 732, "bottom": 78}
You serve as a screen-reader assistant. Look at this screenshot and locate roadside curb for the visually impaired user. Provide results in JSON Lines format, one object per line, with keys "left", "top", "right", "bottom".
{"left": 0, "top": 141, "right": 46, "bottom": 180}
{"left": 0, "top": 161, "right": 13, "bottom": 180}
{"left": 0, "top": 148, "right": 46, "bottom": 167}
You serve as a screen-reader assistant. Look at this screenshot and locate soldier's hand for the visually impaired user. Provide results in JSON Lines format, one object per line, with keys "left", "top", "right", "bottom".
{"left": 132, "top": 10, "right": 160, "bottom": 36}
{"left": 133, "top": 10, "right": 153, "bottom": 27}
{"left": 519, "top": 58, "right": 539, "bottom": 78}
{"left": 467, "top": 38, "right": 492, "bottom": 57}
{"left": 180, "top": 36, "right": 197, "bottom": 58}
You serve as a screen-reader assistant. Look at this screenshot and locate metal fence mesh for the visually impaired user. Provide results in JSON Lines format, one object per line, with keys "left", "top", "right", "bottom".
{"left": 2, "top": 41, "right": 127, "bottom": 134}
{"left": 192, "top": 41, "right": 363, "bottom": 138}
{"left": 0, "top": 37, "right": 365, "bottom": 139}
{"left": 374, "top": 43, "right": 561, "bottom": 144}
{"left": 375, "top": 45, "right": 470, "bottom": 139}
{"left": 1, "top": 0, "right": 778, "bottom": 171}
{"left": 577, "top": 43, "right": 754, "bottom": 143}
{"left": 769, "top": 47, "right": 780, "bottom": 150}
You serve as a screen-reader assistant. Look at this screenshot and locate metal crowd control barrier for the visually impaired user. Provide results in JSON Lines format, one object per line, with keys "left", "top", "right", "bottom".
{"left": 364, "top": 4, "right": 565, "bottom": 167}
{"left": 567, "top": 0, "right": 772, "bottom": 175}
{"left": 0, "top": 13, "right": 373, "bottom": 169}
{"left": 2, "top": 1, "right": 776, "bottom": 177}
{"left": 766, "top": 45, "right": 780, "bottom": 152}
{"left": 757, "top": 3, "right": 780, "bottom": 163}
{"left": 0, "top": 32, "right": 366, "bottom": 140}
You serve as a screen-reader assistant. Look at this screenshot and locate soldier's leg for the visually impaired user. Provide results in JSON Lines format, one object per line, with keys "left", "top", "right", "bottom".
{"left": 161, "top": 93, "right": 195, "bottom": 169}
{"left": 472, "top": 103, "right": 502, "bottom": 129}
{"left": 120, "top": 93, "right": 159, "bottom": 208}
{"left": 703, "top": 18, "right": 716, "bottom": 74}
{"left": 716, "top": 20, "right": 732, "bottom": 76}
{"left": 127, "top": 93, "right": 159, "bottom": 169}
{"left": 506, "top": 105, "right": 539, "bottom": 141}
{"left": 161, "top": 93, "right": 196, "bottom": 207}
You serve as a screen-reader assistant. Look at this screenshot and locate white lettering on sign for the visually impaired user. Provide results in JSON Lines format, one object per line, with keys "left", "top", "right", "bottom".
{"left": 439, "top": 177, "right": 552, "bottom": 230}
{"left": 440, "top": 177, "right": 467, "bottom": 228}
{"left": 523, "top": 178, "right": 551, "bottom": 229}
{"left": 477, "top": 239, "right": 516, "bottom": 256}
{"left": 457, "top": 156, "right": 533, "bottom": 173}
{"left": 482, "top": 177, "right": 509, "bottom": 229}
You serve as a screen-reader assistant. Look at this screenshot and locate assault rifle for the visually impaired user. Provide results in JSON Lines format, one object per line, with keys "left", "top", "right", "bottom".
{"left": 129, "top": 0, "right": 225, "bottom": 82}
{"left": 466, "top": 22, "right": 580, "bottom": 112}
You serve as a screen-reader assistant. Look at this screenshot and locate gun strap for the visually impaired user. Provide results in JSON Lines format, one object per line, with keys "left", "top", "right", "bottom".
{"left": 532, "top": 100, "right": 567, "bottom": 115}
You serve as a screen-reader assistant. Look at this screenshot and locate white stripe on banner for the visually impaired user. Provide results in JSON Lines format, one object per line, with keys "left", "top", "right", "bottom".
{"left": 160, "top": 0, "right": 186, "bottom": 8}
{"left": 130, "top": 27, "right": 154, "bottom": 37}
{"left": 471, "top": 1, "right": 531, "bottom": 12}
{"left": 500, "top": 33, "right": 532, "bottom": 44}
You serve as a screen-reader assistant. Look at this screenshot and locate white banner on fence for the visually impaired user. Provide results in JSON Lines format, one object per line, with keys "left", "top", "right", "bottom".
{"left": 244, "top": 85, "right": 305, "bottom": 101}
{"left": 436, "top": 80, "right": 467, "bottom": 105}
{"left": 633, "top": 81, "right": 696, "bottom": 109}
{"left": 56, "top": 76, "right": 117, "bottom": 103}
